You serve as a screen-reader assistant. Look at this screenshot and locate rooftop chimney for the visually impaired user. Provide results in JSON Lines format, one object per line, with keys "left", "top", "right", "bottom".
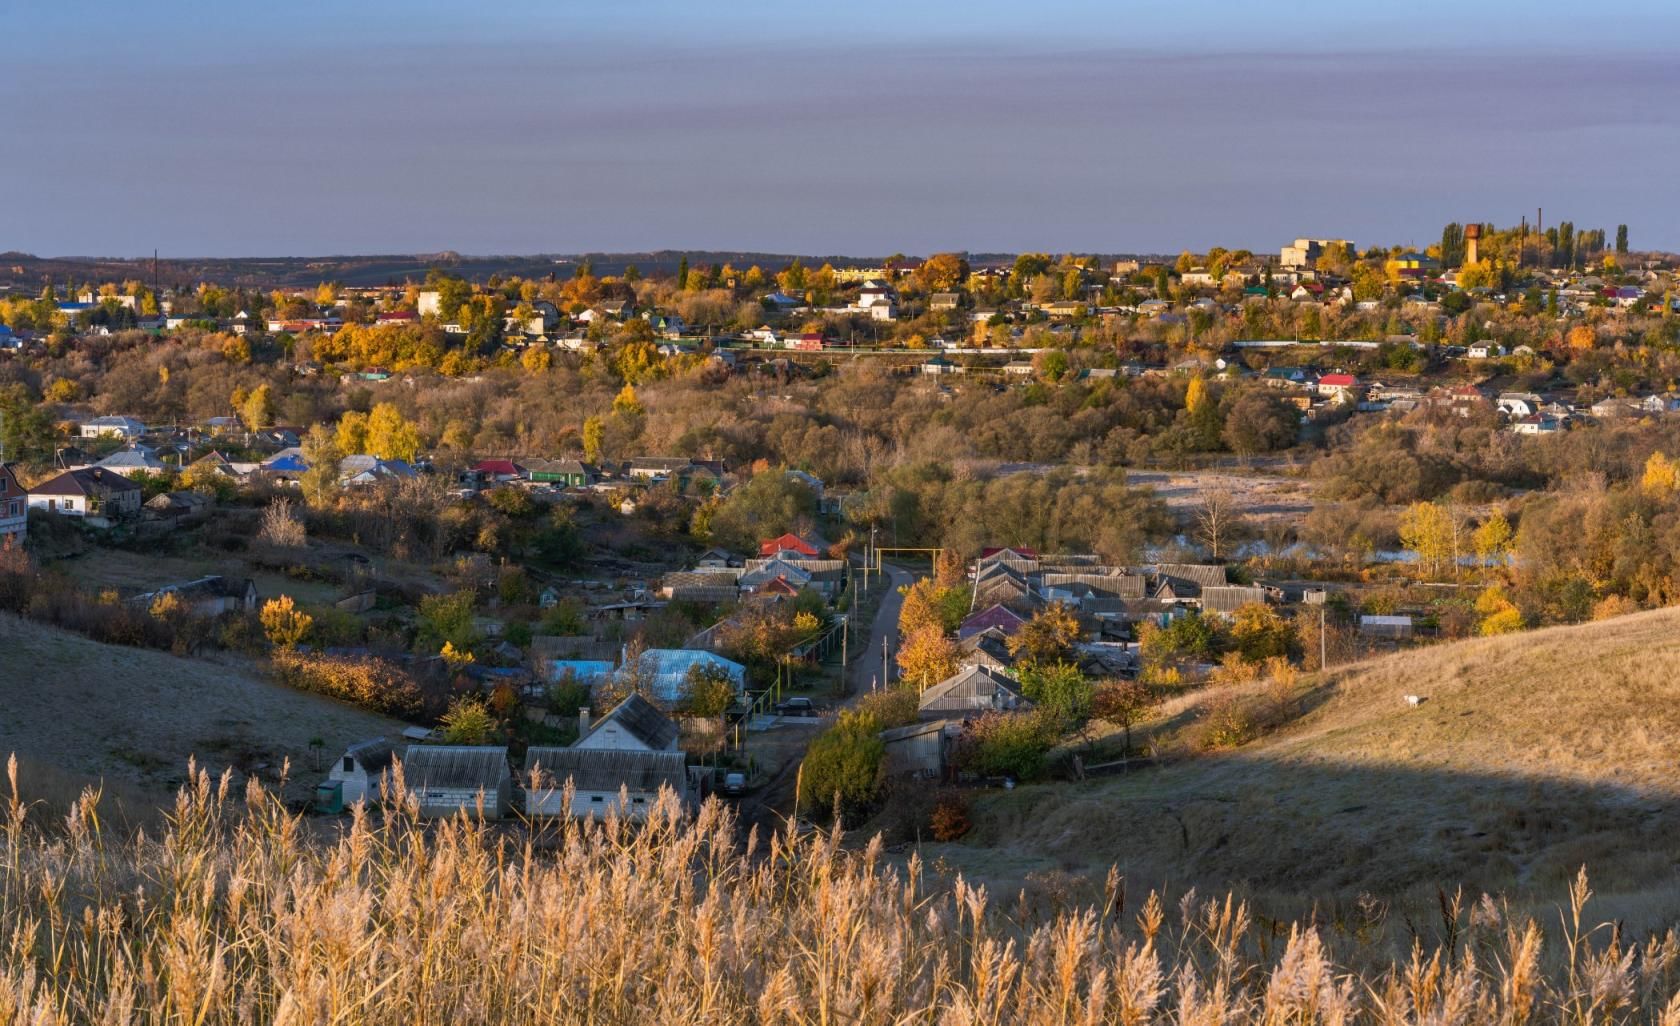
{"left": 578, "top": 707, "right": 591, "bottom": 737}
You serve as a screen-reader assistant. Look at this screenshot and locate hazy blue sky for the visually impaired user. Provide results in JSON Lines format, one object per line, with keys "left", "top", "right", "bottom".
{"left": 4, "top": 0, "right": 1678, "bottom": 257}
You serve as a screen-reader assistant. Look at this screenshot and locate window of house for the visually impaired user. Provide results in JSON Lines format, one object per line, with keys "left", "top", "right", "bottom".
{"left": 590, "top": 795, "right": 604, "bottom": 803}
{"left": 343, "top": 756, "right": 355, "bottom": 772}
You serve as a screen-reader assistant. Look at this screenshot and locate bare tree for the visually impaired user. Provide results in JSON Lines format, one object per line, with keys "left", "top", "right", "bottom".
{"left": 1193, "top": 489, "right": 1242, "bottom": 561}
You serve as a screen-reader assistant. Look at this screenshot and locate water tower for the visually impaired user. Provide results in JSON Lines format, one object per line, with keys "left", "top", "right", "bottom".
{"left": 1464, "top": 223, "right": 1481, "bottom": 266}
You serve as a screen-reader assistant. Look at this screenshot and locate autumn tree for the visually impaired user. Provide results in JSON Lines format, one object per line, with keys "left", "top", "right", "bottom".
{"left": 1091, "top": 679, "right": 1158, "bottom": 756}
{"left": 1642, "top": 452, "right": 1680, "bottom": 498}
{"left": 1399, "top": 500, "right": 1454, "bottom": 579}
{"left": 366, "top": 402, "right": 421, "bottom": 462}
{"left": 1193, "top": 490, "right": 1241, "bottom": 560}
{"left": 440, "top": 696, "right": 497, "bottom": 744}
{"left": 1566, "top": 325, "right": 1596, "bottom": 351}
{"left": 335, "top": 410, "right": 369, "bottom": 455}
{"left": 298, "top": 424, "right": 342, "bottom": 507}
{"left": 1228, "top": 603, "right": 1298, "bottom": 663}
{"left": 1007, "top": 602, "right": 1081, "bottom": 668}
{"left": 582, "top": 415, "right": 605, "bottom": 463}
{"left": 612, "top": 383, "right": 644, "bottom": 416}
{"left": 260, "top": 595, "right": 314, "bottom": 649}
{"left": 1473, "top": 512, "right": 1513, "bottom": 572}
{"left": 897, "top": 623, "right": 957, "bottom": 691}
{"left": 238, "top": 384, "right": 273, "bottom": 430}
{"left": 1475, "top": 585, "right": 1524, "bottom": 636}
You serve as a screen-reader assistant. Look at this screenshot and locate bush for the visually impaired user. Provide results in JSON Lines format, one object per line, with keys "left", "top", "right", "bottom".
{"left": 952, "top": 712, "right": 1053, "bottom": 781}
{"left": 272, "top": 650, "right": 425, "bottom": 717}
{"left": 797, "top": 710, "right": 886, "bottom": 821}
{"left": 929, "top": 792, "right": 971, "bottom": 841}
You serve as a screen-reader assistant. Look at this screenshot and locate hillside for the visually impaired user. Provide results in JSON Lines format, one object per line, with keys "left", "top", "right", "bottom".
{"left": 0, "top": 614, "right": 407, "bottom": 819}
{"left": 947, "top": 608, "right": 1680, "bottom": 922}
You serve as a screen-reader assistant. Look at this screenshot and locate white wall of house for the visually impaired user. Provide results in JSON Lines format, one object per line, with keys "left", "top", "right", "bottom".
{"left": 410, "top": 783, "right": 509, "bottom": 819}
{"left": 329, "top": 758, "right": 381, "bottom": 805}
{"left": 526, "top": 787, "right": 660, "bottom": 820}
{"left": 575, "top": 721, "right": 660, "bottom": 752}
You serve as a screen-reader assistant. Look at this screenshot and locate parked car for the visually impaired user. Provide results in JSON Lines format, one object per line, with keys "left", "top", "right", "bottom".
{"left": 774, "top": 697, "right": 817, "bottom": 717}
{"left": 721, "top": 772, "right": 747, "bottom": 797}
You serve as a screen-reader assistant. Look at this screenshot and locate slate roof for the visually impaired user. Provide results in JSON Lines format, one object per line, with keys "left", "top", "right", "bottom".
{"left": 400, "top": 746, "right": 508, "bottom": 792}
{"left": 523, "top": 747, "right": 687, "bottom": 793}
{"left": 918, "top": 665, "right": 1031, "bottom": 718}
{"left": 582, "top": 693, "right": 681, "bottom": 751}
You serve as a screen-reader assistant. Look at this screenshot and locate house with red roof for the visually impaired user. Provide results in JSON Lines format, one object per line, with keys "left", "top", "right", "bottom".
{"left": 790, "top": 333, "right": 825, "bottom": 351}
{"left": 471, "top": 459, "right": 526, "bottom": 482}
{"left": 758, "top": 533, "right": 829, "bottom": 558}
{"left": 1315, "top": 373, "right": 1361, "bottom": 401}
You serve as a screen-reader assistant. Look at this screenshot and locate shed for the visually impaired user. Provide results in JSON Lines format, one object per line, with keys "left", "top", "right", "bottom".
{"left": 399, "top": 746, "right": 510, "bottom": 819}
{"left": 1359, "top": 615, "right": 1414, "bottom": 640}
{"left": 327, "top": 738, "right": 394, "bottom": 806}
{"left": 881, "top": 720, "right": 959, "bottom": 779}
{"left": 1201, "top": 585, "right": 1270, "bottom": 616}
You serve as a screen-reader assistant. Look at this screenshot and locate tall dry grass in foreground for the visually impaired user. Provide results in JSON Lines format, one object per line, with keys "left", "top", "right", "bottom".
{"left": 2, "top": 757, "right": 1680, "bottom": 1026}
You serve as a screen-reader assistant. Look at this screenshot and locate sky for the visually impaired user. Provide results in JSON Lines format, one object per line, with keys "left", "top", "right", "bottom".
{"left": 4, "top": 0, "right": 1680, "bottom": 258}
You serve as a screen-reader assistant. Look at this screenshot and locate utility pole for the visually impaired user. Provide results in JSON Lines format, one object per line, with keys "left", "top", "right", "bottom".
{"left": 882, "top": 636, "right": 890, "bottom": 686}
{"left": 1320, "top": 605, "right": 1328, "bottom": 671}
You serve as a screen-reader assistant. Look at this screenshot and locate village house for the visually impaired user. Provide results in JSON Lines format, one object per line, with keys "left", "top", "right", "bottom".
{"left": 399, "top": 746, "right": 511, "bottom": 819}
{"left": 324, "top": 738, "right": 395, "bottom": 807}
{"left": 27, "top": 467, "right": 143, "bottom": 527}
{"left": 524, "top": 458, "right": 593, "bottom": 487}
{"left": 1315, "top": 372, "right": 1361, "bottom": 402}
{"left": 918, "top": 665, "right": 1032, "bottom": 720}
{"left": 130, "top": 575, "right": 258, "bottom": 616}
{"left": 78, "top": 415, "right": 147, "bottom": 441}
{"left": 0, "top": 464, "right": 26, "bottom": 544}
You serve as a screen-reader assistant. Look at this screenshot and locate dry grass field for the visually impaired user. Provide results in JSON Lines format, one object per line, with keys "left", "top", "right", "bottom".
{"left": 947, "top": 607, "right": 1680, "bottom": 927}
{"left": 0, "top": 614, "right": 408, "bottom": 819}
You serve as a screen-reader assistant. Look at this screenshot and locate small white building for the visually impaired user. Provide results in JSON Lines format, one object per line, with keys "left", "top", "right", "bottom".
{"left": 79, "top": 415, "right": 147, "bottom": 440}
{"left": 399, "top": 746, "right": 510, "bottom": 819}
{"left": 328, "top": 738, "right": 395, "bottom": 806}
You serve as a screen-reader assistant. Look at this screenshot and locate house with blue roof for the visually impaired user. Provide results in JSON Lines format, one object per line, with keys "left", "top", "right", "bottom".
{"left": 626, "top": 649, "right": 746, "bottom": 704}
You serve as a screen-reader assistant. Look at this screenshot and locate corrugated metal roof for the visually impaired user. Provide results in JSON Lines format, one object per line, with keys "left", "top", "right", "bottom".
{"left": 523, "top": 747, "right": 686, "bottom": 793}
{"left": 581, "top": 693, "right": 679, "bottom": 751}
{"left": 400, "top": 746, "right": 508, "bottom": 792}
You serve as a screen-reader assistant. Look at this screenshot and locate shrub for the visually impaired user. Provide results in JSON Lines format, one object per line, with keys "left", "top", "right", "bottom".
{"left": 797, "top": 710, "right": 886, "bottom": 820}
{"left": 952, "top": 712, "right": 1053, "bottom": 781}
{"left": 272, "top": 650, "right": 425, "bottom": 717}
{"left": 257, "top": 498, "right": 307, "bottom": 547}
{"left": 929, "top": 792, "right": 971, "bottom": 841}
{"left": 260, "top": 596, "right": 313, "bottom": 649}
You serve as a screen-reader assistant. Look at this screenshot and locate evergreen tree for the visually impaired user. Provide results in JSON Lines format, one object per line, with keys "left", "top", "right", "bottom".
{"left": 677, "top": 255, "right": 689, "bottom": 290}
{"left": 1616, "top": 224, "right": 1629, "bottom": 254}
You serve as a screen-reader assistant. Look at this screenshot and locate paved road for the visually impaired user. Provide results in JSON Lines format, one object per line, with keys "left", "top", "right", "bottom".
{"left": 847, "top": 562, "right": 914, "bottom": 699}
{"left": 734, "top": 561, "right": 915, "bottom": 838}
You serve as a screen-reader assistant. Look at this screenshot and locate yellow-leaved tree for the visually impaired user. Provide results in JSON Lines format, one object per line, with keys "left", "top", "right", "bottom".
{"left": 1475, "top": 586, "right": 1524, "bottom": 636}
{"left": 261, "top": 595, "right": 314, "bottom": 649}
{"left": 1641, "top": 452, "right": 1680, "bottom": 497}
{"left": 366, "top": 402, "right": 420, "bottom": 462}
{"left": 897, "top": 623, "right": 957, "bottom": 692}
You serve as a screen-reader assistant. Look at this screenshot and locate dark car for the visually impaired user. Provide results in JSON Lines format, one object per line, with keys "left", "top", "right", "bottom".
{"left": 774, "top": 697, "right": 817, "bottom": 717}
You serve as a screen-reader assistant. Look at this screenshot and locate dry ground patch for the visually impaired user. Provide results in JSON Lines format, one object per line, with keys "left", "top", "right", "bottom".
{"left": 0, "top": 614, "right": 408, "bottom": 816}
{"left": 933, "top": 607, "right": 1680, "bottom": 926}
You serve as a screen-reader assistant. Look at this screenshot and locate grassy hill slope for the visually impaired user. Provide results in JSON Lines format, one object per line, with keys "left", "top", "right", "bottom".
{"left": 948, "top": 607, "right": 1680, "bottom": 920}
{"left": 0, "top": 614, "right": 407, "bottom": 821}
